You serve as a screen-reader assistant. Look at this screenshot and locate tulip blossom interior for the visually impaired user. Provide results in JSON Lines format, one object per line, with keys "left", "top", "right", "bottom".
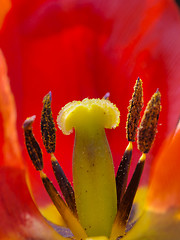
{"left": 23, "top": 78, "right": 161, "bottom": 239}
{"left": 1, "top": 1, "right": 180, "bottom": 239}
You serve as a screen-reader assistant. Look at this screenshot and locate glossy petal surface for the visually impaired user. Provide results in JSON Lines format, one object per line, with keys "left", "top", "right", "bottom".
{"left": 0, "top": 1, "right": 180, "bottom": 238}
{"left": 0, "top": 0, "right": 180, "bottom": 214}
{"left": 0, "top": 0, "right": 180, "bottom": 193}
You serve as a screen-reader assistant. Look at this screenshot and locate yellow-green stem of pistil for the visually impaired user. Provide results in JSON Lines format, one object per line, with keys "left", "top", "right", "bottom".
{"left": 73, "top": 124, "right": 117, "bottom": 237}
{"left": 57, "top": 98, "right": 120, "bottom": 237}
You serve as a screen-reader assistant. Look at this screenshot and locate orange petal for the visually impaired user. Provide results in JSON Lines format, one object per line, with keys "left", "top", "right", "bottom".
{"left": 147, "top": 121, "right": 180, "bottom": 212}
{"left": 0, "top": 49, "right": 24, "bottom": 168}
{"left": 0, "top": 0, "right": 11, "bottom": 29}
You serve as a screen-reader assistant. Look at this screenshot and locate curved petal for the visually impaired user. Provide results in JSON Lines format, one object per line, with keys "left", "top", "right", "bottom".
{"left": 147, "top": 121, "right": 180, "bottom": 212}
{"left": 0, "top": 0, "right": 180, "bottom": 205}
{"left": 0, "top": 49, "right": 23, "bottom": 168}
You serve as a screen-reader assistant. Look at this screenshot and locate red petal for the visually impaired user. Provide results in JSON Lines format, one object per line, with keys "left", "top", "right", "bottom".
{"left": 0, "top": 167, "right": 63, "bottom": 239}
{"left": 0, "top": 0, "right": 180, "bottom": 204}
{"left": 147, "top": 122, "right": 180, "bottom": 211}
{"left": 0, "top": 0, "right": 11, "bottom": 28}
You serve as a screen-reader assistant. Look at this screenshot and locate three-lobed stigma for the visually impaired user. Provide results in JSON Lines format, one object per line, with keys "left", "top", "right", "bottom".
{"left": 57, "top": 98, "right": 120, "bottom": 135}
{"left": 23, "top": 78, "right": 161, "bottom": 240}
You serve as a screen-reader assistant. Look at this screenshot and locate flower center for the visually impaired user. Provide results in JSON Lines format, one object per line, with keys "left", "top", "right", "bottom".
{"left": 23, "top": 78, "right": 161, "bottom": 239}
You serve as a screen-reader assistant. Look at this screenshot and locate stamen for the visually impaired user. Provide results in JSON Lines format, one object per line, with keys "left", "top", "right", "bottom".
{"left": 110, "top": 154, "right": 146, "bottom": 240}
{"left": 41, "top": 92, "right": 76, "bottom": 215}
{"left": 138, "top": 90, "right": 161, "bottom": 153}
{"left": 116, "top": 142, "right": 132, "bottom": 208}
{"left": 40, "top": 171, "right": 87, "bottom": 240}
{"left": 116, "top": 78, "right": 143, "bottom": 207}
{"left": 112, "top": 89, "right": 161, "bottom": 239}
{"left": 41, "top": 91, "right": 56, "bottom": 153}
{"left": 126, "top": 78, "right": 143, "bottom": 142}
{"left": 23, "top": 116, "right": 43, "bottom": 171}
{"left": 51, "top": 153, "right": 77, "bottom": 216}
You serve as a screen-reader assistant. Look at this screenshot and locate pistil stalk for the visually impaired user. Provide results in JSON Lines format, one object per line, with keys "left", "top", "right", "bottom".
{"left": 73, "top": 124, "right": 117, "bottom": 237}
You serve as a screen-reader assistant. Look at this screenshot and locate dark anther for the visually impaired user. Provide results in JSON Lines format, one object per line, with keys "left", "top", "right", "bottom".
{"left": 126, "top": 78, "right": 143, "bottom": 142}
{"left": 41, "top": 92, "right": 77, "bottom": 215}
{"left": 116, "top": 78, "right": 143, "bottom": 209}
{"left": 41, "top": 91, "right": 56, "bottom": 153}
{"left": 23, "top": 116, "right": 43, "bottom": 171}
{"left": 138, "top": 90, "right": 161, "bottom": 153}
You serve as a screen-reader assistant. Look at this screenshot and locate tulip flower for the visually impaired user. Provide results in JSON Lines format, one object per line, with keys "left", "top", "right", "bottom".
{"left": 0, "top": 0, "right": 180, "bottom": 239}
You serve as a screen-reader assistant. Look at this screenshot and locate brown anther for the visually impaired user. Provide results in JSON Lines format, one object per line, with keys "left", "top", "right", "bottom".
{"left": 126, "top": 78, "right": 143, "bottom": 142}
{"left": 41, "top": 91, "right": 56, "bottom": 153}
{"left": 23, "top": 116, "right": 43, "bottom": 171}
{"left": 137, "top": 90, "right": 161, "bottom": 153}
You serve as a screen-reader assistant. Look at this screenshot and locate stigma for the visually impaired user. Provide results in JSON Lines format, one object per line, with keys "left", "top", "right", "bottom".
{"left": 57, "top": 98, "right": 120, "bottom": 135}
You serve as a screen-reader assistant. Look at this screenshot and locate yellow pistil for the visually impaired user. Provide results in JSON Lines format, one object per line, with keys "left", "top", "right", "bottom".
{"left": 57, "top": 98, "right": 120, "bottom": 237}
